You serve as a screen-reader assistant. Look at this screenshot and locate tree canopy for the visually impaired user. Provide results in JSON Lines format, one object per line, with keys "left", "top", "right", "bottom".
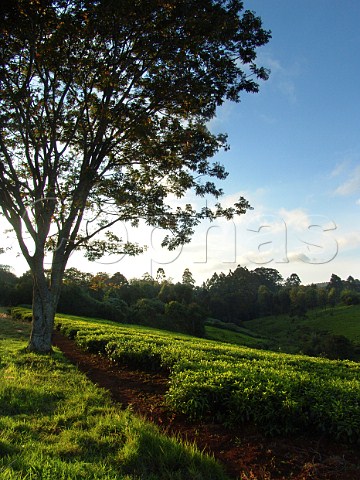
{"left": 0, "top": 0, "right": 270, "bottom": 352}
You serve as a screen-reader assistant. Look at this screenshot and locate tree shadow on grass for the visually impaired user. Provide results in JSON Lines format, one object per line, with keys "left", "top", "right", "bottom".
{"left": 0, "top": 385, "right": 65, "bottom": 416}
{"left": 0, "top": 315, "right": 31, "bottom": 342}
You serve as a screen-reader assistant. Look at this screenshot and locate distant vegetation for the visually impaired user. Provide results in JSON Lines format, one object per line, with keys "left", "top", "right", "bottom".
{"left": 242, "top": 305, "right": 360, "bottom": 359}
{"left": 1, "top": 265, "right": 359, "bottom": 359}
{"left": 206, "top": 306, "right": 360, "bottom": 361}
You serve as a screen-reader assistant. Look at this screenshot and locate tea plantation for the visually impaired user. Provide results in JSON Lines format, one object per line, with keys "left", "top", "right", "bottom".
{"left": 12, "top": 307, "right": 360, "bottom": 443}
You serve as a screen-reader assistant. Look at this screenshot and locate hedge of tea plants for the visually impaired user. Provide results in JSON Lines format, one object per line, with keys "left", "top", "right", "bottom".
{"left": 13, "top": 308, "right": 360, "bottom": 443}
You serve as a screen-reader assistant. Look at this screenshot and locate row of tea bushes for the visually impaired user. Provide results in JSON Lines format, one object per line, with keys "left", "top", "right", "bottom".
{"left": 12, "top": 308, "right": 360, "bottom": 442}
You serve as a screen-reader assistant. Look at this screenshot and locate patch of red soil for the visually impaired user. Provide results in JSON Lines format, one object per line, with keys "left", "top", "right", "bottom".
{"left": 52, "top": 332, "right": 360, "bottom": 480}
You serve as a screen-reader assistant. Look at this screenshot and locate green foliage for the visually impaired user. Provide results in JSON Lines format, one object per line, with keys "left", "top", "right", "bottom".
{"left": 0, "top": 267, "right": 17, "bottom": 306}
{"left": 341, "top": 289, "right": 360, "bottom": 305}
{"left": 0, "top": 0, "right": 271, "bottom": 353}
{"left": 158, "top": 281, "right": 193, "bottom": 304}
{"left": 165, "top": 300, "right": 188, "bottom": 321}
{"left": 301, "top": 332, "right": 355, "bottom": 360}
{"left": 257, "top": 284, "right": 274, "bottom": 316}
{"left": 4, "top": 267, "right": 360, "bottom": 353}
{"left": 11, "top": 308, "right": 32, "bottom": 322}
{"left": 9, "top": 271, "right": 33, "bottom": 306}
{"left": 164, "top": 301, "right": 206, "bottom": 336}
{"left": 182, "top": 268, "right": 196, "bottom": 287}
{"left": 13, "top": 308, "right": 360, "bottom": 444}
{"left": 285, "top": 273, "right": 301, "bottom": 287}
{"left": 130, "top": 298, "right": 165, "bottom": 327}
{"left": 1, "top": 314, "right": 228, "bottom": 480}
{"left": 58, "top": 284, "right": 122, "bottom": 322}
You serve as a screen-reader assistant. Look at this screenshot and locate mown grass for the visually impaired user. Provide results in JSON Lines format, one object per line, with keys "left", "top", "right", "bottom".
{"left": 0, "top": 314, "right": 229, "bottom": 480}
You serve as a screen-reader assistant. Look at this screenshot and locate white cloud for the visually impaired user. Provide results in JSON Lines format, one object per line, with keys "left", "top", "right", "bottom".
{"left": 278, "top": 208, "right": 310, "bottom": 232}
{"left": 259, "top": 113, "right": 277, "bottom": 125}
{"left": 261, "top": 56, "right": 283, "bottom": 74}
{"left": 336, "top": 232, "right": 360, "bottom": 251}
{"left": 257, "top": 52, "right": 303, "bottom": 104}
{"left": 335, "top": 165, "right": 360, "bottom": 196}
{"left": 330, "top": 159, "right": 350, "bottom": 178}
{"left": 278, "top": 79, "right": 297, "bottom": 104}
{"left": 286, "top": 252, "right": 312, "bottom": 263}
{"left": 3, "top": 182, "right": 358, "bottom": 287}
{"left": 207, "top": 100, "right": 235, "bottom": 132}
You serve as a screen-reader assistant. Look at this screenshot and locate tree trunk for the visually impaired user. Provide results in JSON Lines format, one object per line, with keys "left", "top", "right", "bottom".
{"left": 27, "top": 283, "right": 56, "bottom": 354}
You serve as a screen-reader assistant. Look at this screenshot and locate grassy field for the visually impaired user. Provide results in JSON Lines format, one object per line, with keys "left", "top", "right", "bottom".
{"left": 244, "top": 304, "right": 360, "bottom": 341}
{"left": 241, "top": 304, "right": 360, "bottom": 355}
{"left": 205, "top": 319, "right": 270, "bottom": 349}
{"left": 0, "top": 311, "right": 229, "bottom": 480}
{"left": 302, "top": 305, "right": 360, "bottom": 340}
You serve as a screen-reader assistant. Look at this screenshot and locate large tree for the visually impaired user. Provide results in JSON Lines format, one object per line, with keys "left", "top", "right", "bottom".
{"left": 0, "top": 0, "right": 270, "bottom": 352}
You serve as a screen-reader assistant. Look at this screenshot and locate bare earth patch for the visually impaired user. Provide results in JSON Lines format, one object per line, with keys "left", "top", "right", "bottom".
{"left": 52, "top": 332, "right": 360, "bottom": 480}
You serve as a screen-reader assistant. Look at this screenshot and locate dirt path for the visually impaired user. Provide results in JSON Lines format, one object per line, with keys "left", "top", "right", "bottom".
{"left": 52, "top": 331, "right": 360, "bottom": 480}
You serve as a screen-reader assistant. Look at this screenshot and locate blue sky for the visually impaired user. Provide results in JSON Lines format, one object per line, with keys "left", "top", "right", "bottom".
{"left": 2, "top": 0, "right": 360, "bottom": 285}
{"left": 194, "top": 0, "right": 360, "bottom": 285}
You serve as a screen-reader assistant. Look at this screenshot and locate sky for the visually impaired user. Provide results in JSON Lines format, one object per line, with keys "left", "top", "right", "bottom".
{"left": 1, "top": 0, "right": 360, "bottom": 286}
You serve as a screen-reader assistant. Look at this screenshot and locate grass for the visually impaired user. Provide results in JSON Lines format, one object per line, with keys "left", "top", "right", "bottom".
{"left": 303, "top": 305, "right": 360, "bottom": 341}
{"left": 242, "top": 305, "right": 360, "bottom": 354}
{"left": 200, "top": 306, "right": 360, "bottom": 357}
{"left": 204, "top": 319, "right": 270, "bottom": 349}
{"left": 0, "top": 313, "right": 229, "bottom": 480}
{"left": 205, "top": 325, "right": 269, "bottom": 348}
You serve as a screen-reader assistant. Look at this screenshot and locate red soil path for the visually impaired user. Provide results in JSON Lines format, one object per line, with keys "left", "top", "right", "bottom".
{"left": 52, "top": 331, "right": 360, "bottom": 480}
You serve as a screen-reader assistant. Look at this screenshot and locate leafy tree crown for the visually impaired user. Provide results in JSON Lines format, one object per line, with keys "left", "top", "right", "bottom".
{"left": 0, "top": 0, "right": 270, "bottom": 274}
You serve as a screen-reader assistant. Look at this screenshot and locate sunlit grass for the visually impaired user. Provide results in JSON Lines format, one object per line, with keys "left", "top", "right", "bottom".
{"left": 205, "top": 324, "right": 268, "bottom": 348}
{"left": 243, "top": 304, "right": 360, "bottom": 353}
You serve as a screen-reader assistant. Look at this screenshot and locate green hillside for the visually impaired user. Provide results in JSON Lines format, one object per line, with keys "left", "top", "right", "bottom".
{"left": 302, "top": 305, "right": 360, "bottom": 340}
{"left": 241, "top": 305, "right": 360, "bottom": 359}
{"left": 205, "top": 319, "right": 270, "bottom": 349}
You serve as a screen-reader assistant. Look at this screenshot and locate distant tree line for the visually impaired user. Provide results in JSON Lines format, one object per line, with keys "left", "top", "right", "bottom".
{"left": 0, "top": 265, "right": 205, "bottom": 336}
{"left": 1, "top": 264, "right": 359, "bottom": 337}
{"left": 202, "top": 269, "right": 360, "bottom": 322}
